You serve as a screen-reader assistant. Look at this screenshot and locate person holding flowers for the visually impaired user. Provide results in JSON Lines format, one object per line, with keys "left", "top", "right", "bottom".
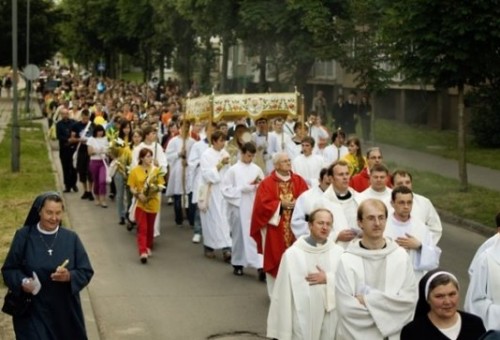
{"left": 127, "top": 148, "right": 165, "bottom": 264}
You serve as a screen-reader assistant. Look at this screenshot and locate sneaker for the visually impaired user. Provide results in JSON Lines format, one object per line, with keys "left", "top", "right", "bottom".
{"left": 119, "top": 217, "right": 126, "bottom": 225}
{"left": 192, "top": 234, "right": 201, "bottom": 244}
{"left": 140, "top": 253, "right": 148, "bottom": 264}
{"left": 81, "top": 192, "right": 90, "bottom": 199}
{"left": 72, "top": 185, "right": 79, "bottom": 193}
{"left": 88, "top": 193, "right": 95, "bottom": 201}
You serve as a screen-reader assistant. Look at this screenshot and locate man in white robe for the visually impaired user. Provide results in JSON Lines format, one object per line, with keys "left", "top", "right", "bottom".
{"left": 252, "top": 117, "right": 273, "bottom": 174}
{"left": 465, "top": 212, "right": 500, "bottom": 330}
{"left": 221, "top": 143, "right": 264, "bottom": 276}
{"left": 384, "top": 186, "right": 441, "bottom": 281}
{"left": 131, "top": 126, "right": 168, "bottom": 237}
{"left": 268, "top": 118, "right": 293, "bottom": 160}
{"left": 199, "top": 131, "right": 232, "bottom": 260}
{"left": 323, "top": 130, "right": 349, "bottom": 165}
{"left": 322, "top": 160, "right": 361, "bottom": 247}
{"left": 165, "top": 123, "right": 195, "bottom": 227}
{"left": 335, "top": 198, "right": 417, "bottom": 340}
{"left": 291, "top": 168, "right": 349, "bottom": 246}
{"left": 268, "top": 209, "right": 344, "bottom": 340}
{"left": 292, "top": 136, "right": 325, "bottom": 188}
{"left": 357, "top": 164, "right": 392, "bottom": 210}
{"left": 187, "top": 123, "right": 216, "bottom": 243}
{"left": 392, "top": 170, "right": 443, "bottom": 245}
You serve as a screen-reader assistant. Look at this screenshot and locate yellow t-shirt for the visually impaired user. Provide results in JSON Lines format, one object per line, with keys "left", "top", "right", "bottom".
{"left": 127, "top": 166, "right": 164, "bottom": 213}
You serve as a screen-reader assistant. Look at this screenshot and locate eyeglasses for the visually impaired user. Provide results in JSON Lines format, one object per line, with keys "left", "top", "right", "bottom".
{"left": 362, "top": 215, "right": 387, "bottom": 223}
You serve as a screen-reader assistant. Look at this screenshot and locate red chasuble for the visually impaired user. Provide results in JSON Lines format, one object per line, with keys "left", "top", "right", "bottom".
{"left": 250, "top": 170, "right": 308, "bottom": 277}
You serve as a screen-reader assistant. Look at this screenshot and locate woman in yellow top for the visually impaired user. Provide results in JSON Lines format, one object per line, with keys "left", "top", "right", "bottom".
{"left": 127, "top": 148, "right": 165, "bottom": 264}
{"left": 342, "top": 136, "right": 366, "bottom": 176}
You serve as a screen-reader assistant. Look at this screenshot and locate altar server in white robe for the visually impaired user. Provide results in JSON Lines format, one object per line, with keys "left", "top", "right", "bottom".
{"left": 187, "top": 123, "right": 216, "bottom": 243}
{"left": 267, "top": 208, "right": 344, "bottom": 340}
{"left": 291, "top": 168, "right": 350, "bottom": 247}
{"left": 384, "top": 186, "right": 441, "bottom": 281}
{"left": 465, "top": 212, "right": 500, "bottom": 331}
{"left": 252, "top": 117, "right": 273, "bottom": 174}
{"left": 323, "top": 129, "right": 349, "bottom": 165}
{"left": 336, "top": 198, "right": 417, "bottom": 340}
{"left": 323, "top": 160, "right": 361, "bottom": 240}
{"left": 392, "top": 170, "right": 442, "bottom": 245}
{"left": 292, "top": 136, "right": 325, "bottom": 188}
{"left": 199, "top": 131, "right": 232, "bottom": 260}
{"left": 131, "top": 126, "right": 168, "bottom": 237}
{"left": 357, "top": 164, "right": 392, "bottom": 210}
{"left": 268, "top": 118, "right": 293, "bottom": 159}
{"left": 221, "top": 142, "right": 264, "bottom": 276}
{"left": 165, "top": 122, "right": 195, "bottom": 227}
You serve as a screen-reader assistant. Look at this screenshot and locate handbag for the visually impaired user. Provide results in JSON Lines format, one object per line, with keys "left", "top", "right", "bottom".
{"left": 2, "top": 226, "right": 33, "bottom": 317}
{"left": 2, "top": 290, "right": 32, "bottom": 317}
{"left": 103, "top": 159, "right": 113, "bottom": 184}
{"left": 128, "top": 197, "right": 138, "bottom": 223}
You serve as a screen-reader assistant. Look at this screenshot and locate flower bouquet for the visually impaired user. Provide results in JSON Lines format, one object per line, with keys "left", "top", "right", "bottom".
{"left": 143, "top": 167, "right": 166, "bottom": 199}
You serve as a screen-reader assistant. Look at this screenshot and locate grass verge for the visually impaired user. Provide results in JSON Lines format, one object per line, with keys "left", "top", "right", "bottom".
{"left": 121, "top": 71, "right": 144, "bottom": 83}
{"left": 0, "top": 121, "right": 56, "bottom": 282}
{"left": 373, "top": 118, "right": 500, "bottom": 171}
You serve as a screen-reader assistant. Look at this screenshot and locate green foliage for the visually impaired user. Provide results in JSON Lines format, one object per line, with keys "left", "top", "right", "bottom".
{"left": 468, "top": 84, "right": 500, "bottom": 147}
{"left": 0, "top": 0, "right": 62, "bottom": 67}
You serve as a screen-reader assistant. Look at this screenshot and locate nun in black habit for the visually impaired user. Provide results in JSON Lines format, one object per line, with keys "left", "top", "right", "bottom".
{"left": 1, "top": 192, "right": 94, "bottom": 340}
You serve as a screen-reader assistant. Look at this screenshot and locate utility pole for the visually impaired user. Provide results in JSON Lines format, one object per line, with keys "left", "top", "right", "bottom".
{"left": 25, "top": 0, "right": 31, "bottom": 116}
{"left": 12, "top": 0, "right": 20, "bottom": 172}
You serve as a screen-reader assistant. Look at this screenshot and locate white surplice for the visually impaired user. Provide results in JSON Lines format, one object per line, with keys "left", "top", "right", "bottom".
{"left": 357, "top": 187, "right": 392, "bottom": 211}
{"left": 411, "top": 193, "right": 443, "bottom": 246}
{"left": 291, "top": 186, "right": 349, "bottom": 247}
{"left": 267, "top": 236, "right": 344, "bottom": 340}
{"left": 322, "top": 144, "right": 349, "bottom": 166}
{"left": 165, "top": 135, "right": 194, "bottom": 196}
{"left": 322, "top": 186, "right": 360, "bottom": 233}
{"left": 335, "top": 238, "right": 417, "bottom": 340}
{"left": 384, "top": 214, "right": 441, "bottom": 281}
{"left": 465, "top": 235, "right": 500, "bottom": 330}
{"left": 199, "top": 147, "right": 232, "bottom": 249}
{"left": 221, "top": 160, "right": 264, "bottom": 268}
{"left": 292, "top": 154, "right": 325, "bottom": 188}
{"left": 188, "top": 139, "right": 210, "bottom": 203}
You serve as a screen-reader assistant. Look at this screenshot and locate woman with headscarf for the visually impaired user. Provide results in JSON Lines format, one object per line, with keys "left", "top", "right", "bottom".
{"left": 1, "top": 192, "right": 94, "bottom": 340}
{"left": 401, "top": 269, "right": 486, "bottom": 340}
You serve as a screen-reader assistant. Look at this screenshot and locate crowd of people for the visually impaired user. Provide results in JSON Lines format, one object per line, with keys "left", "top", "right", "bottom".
{"left": 4, "top": 68, "right": 498, "bottom": 339}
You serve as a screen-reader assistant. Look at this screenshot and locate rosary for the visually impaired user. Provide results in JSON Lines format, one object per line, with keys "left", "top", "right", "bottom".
{"left": 39, "top": 230, "right": 59, "bottom": 256}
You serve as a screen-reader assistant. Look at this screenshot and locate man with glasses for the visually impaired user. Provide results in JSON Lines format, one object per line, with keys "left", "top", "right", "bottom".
{"left": 251, "top": 152, "right": 309, "bottom": 297}
{"left": 336, "top": 198, "right": 417, "bottom": 340}
{"left": 350, "top": 147, "right": 392, "bottom": 192}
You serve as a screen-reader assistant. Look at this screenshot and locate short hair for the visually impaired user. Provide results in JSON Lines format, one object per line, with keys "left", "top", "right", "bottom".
{"left": 142, "top": 126, "right": 156, "bottom": 137}
{"left": 319, "top": 168, "right": 329, "bottom": 181}
{"left": 370, "top": 163, "right": 389, "bottom": 174}
{"left": 241, "top": 142, "right": 256, "bottom": 154}
{"left": 391, "top": 185, "right": 413, "bottom": 202}
{"left": 302, "top": 136, "right": 315, "bottom": 147}
{"left": 496, "top": 212, "right": 500, "bottom": 227}
{"left": 366, "top": 147, "right": 381, "bottom": 159}
{"left": 272, "top": 152, "right": 289, "bottom": 166}
{"left": 357, "top": 198, "right": 388, "bottom": 222}
{"left": 427, "top": 272, "right": 460, "bottom": 297}
{"left": 92, "top": 124, "right": 105, "bottom": 137}
{"left": 392, "top": 169, "right": 413, "bottom": 186}
{"left": 81, "top": 109, "right": 90, "bottom": 117}
{"left": 308, "top": 208, "right": 333, "bottom": 225}
{"left": 294, "top": 122, "right": 304, "bottom": 132}
{"left": 331, "top": 129, "right": 346, "bottom": 143}
{"left": 217, "top": 121, "right": 228, "bottom": 128}
{"left": 210, "top": 130, "right": 225, "bottom": 143}
{"left": 327, "top": 159, "right": 350, "bottom": 176}
{"left": 138, "top": 148, "right": 153, "bottom": 164}
{"left": 132, "top": 128, "right": 143, "bottom": 139}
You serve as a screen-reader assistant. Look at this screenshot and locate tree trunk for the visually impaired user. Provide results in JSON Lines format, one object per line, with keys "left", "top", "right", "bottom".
{"left": 258, "top": 46, "right": 267, "bottom": 93}
{"left": 457, "top": 84, "right": 468, "bottom": 192}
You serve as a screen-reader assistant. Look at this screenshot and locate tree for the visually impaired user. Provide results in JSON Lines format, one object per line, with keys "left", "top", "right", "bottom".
{"left": 0, "top": 0, "right": 62, "bottom": 67}
{"left": 384, "top": 0, "right": 500, "bottom": 191}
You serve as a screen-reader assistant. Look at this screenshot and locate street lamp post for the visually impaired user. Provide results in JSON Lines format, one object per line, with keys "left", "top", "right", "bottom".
{"left": 12, "top": 0, "right": 20, "bottom": 172}
{"left": 25, "top": 0, "right": 31, "bottom": 115}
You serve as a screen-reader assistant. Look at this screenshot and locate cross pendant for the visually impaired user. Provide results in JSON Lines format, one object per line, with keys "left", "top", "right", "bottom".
{"left": 48, "top": 249, "right": 53, "bottom": 256}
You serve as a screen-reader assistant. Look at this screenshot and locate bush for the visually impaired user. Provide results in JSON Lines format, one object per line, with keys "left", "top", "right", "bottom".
{"left": 468, "top": 84, "right": 500, "bottom": 147}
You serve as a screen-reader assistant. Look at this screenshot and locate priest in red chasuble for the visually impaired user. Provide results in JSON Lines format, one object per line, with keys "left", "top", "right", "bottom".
{"left": 250, "top": 151, "right": 309, "bottom": 297}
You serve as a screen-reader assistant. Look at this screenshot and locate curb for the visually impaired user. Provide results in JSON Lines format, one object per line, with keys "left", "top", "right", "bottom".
{"left": 438, "top": 209, "right": 496, "bottom": 238}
